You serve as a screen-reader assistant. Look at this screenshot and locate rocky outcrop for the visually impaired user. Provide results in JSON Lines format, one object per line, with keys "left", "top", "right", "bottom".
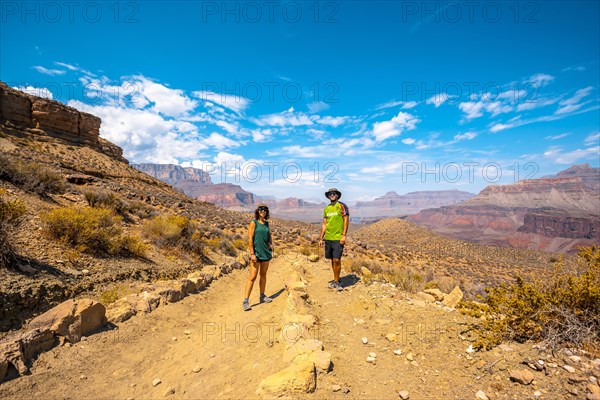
{"left": 0, "top": 82, "right": 126, "bottom": 162}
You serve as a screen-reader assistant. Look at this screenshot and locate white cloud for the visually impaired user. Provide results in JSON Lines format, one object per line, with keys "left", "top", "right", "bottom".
{"left": 307, "top": 101, "right": 330, "bottom": 113}
{"left": 14, "top": 85, "right": 53, "bottom": 99}
{"left": 516, "top": 96, "right": 560, "bottom": 112}
{"left": 526, "top": 73, "right": 555, "bottom": 88}
{"left": 562, "top": 65, "right": 586, "bottom": 72}
{"left": 67, "top": 100, "right": 206, "bottom": 163}
{"left": 33, "top": 65, "right": 66, "bottom": 76}
{"left": 555, "top": 86, "right": 594, "bottom": 115}
{"left": 402, "top": 138, "right": 416, "bottom": 145}
{"left": 375, "top": 100, "right": 419, "bottom": 110}
{"left": 372, "top": 111, "right": 420, "bottom": 142}
{"left": 543, "top": 146, "right": 600, "bottom": 165}
{"left": 458, "top": 101, "right": 485, "bottom": 120}
{"left": 454, "top": 131, "right": 477, "bottom": 141}
{"left": 490, "top": 122, "right": 516, "bottom": 133}
{"left": 584, "top": 132, "right": 600, "bottom": 146}
{"left": 315, "top": 115, "right": 349, "bottom": 127}
{"left": 251, "top": 107, "right": 314, "bottom": 127}
{"left": 204, "top": 132, "right": 241, "bottom": 150}
{"left": 54, "top": 62, "right": 78, "bottom": 71}
{"left": 545, "top": 132, "right": 571, "bottom": 140}
{"left": 426, "top": 93, "right": 455, "bottom": 108}
{"left": 193, "top": 90, "right": 250, "bottom": 114}
{"left": 134, "top": 76, "right": 198, "bottom": 117}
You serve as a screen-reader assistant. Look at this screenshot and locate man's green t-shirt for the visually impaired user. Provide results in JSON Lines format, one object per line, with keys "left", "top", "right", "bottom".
{"left": 323, "top": 201, "right": 349, "bottom": 240}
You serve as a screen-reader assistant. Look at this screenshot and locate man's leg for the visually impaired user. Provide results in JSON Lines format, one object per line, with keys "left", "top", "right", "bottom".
{"left": 332, "top": 258, "right": 341, "bottom": 282}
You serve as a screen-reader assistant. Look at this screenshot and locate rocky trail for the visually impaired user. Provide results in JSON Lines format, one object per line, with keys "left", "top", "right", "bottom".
{"left": 1, "top": 252, "right": 599, "bottom": 399}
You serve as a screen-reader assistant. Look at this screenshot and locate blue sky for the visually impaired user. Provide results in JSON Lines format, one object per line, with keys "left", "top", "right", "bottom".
{"left": 2, "top": 1, "right": 599, "bottom": 202}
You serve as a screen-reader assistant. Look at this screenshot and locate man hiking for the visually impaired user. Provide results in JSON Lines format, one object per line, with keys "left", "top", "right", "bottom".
{"left": 319, "top": 187, "right": 349, "bottom": 291}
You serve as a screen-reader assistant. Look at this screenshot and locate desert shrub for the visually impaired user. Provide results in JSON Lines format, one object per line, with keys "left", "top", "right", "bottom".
{"left": 218, "top": 239, "right": 238, "bottom": 257}
{"left": 142, "top": 215, "right": 190, "bottom": 247}
{"left": 0, "top": 191, "right": 26, "bottom": 269}
{"left": 471, "top": 246, "right": 600, "bottom": 350}
{"left": 385, "top": 268, "right": 425, "bottom": 293}
{"left": 0, "top": 153, "right": 65, "bottom": 195}
{"left": 124, "top": 200, "right": 157, "bottom": 219}
{"left": 142, "top": 214, "right": 208, "bottom": 256}
{"left": 233, "top": 238, "right": 247, "bottom": 251}
{"left": 84, "top": 189, "right": 123, "bottom": 212}
{"left": 42, "top": 206, "right": 145, "bottom": 257}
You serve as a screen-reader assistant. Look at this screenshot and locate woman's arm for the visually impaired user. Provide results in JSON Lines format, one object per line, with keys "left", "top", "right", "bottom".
{"left": 248, "top": 221, "right": 256, "bottom": 258}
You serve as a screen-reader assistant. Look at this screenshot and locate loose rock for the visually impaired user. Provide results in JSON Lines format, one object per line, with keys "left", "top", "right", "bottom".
{"left": 509, "top": 369, "right": 534, "bottom": 385}
{"left": 399, "top": 390, "right": 410, "bottom": 399}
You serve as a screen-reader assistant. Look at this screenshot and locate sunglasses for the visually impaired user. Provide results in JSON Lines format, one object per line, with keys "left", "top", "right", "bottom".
{"left": 258, "top": 207, "right": 268, "bottom": 211}
{"left": 327, "top": 193, "right": 338, "bottom": 197}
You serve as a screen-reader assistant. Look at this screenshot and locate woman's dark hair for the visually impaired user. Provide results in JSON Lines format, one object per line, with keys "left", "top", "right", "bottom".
{"left": 254, "top": 207, "right": 270, "bottom": 220}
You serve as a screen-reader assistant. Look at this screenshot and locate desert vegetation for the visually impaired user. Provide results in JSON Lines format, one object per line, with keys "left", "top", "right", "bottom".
{"left": 0, "top": 153, "right": 65, "bottom": 196}
{"left": 464, "top": 246, "right": 600, "bottom": 351}
{"left": 42, "top": 206, "right": 147, "bottom": 257}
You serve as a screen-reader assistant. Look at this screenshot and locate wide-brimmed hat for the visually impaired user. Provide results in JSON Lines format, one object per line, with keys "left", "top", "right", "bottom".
{"left": 256, "top": 203, "right": 269, "bottom": 209}
{"left": 324, "top": 188, "right": 342, "bottom": 199}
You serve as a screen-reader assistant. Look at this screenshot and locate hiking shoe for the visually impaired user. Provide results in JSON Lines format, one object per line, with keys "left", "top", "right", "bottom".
{"left": 260, "top": 295, "right": 273, "bottom": 303}
{"left": 242, "top": 301, "right": 252, "bottom": 311}
{"left": 329, "top": 281, "right": 343, "bottom": 291}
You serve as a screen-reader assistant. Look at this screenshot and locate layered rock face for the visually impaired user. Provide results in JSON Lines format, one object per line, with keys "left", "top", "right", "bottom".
{"left": 408, "top": 164, "right": 600, "bottom": 253}
{"left": 0, "top": 82, "right": 125, "bottom": 162}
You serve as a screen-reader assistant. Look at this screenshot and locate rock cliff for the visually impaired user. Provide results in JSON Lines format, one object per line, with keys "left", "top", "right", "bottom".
{"left": 0, "top": 82, "right": 126, "bottom": 163}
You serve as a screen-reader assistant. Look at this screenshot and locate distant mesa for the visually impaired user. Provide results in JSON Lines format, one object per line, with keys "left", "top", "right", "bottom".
{"left": 408, "top": 164, "right": 600, "bottom": 253}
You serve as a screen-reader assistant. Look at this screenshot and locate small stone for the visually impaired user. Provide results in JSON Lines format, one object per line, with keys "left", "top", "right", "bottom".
{"left": 546, "top": 362, "right": 558, "bottom": 368}
{"left": 394, "top": 349, "right": 402, "bottom": 356}
{"left": 563, "top": 365, "right": 576, "bottom": 373}
{"left": 367, "top": 356, "right": 376, "bottom": 363}
{"left": 399, "top": 390, "right": 410, "bottom": 399}
{"left": 569, "top": 355, "right": 582, "bottom": 363}
{"left": 343, "top": 387, "right": 350, "bottom": 394}
{"left": 590, "top": 376, "right": 598, "bottom": 384}
{"left": 406, "top": 353, "right": 414, "bottom": 361}
{"left": 510, "top": 369, "right": 534, "bottom": 385}
{"left": 152, "top": 378, "right": 161, "bottom": 387}
{"left": 466, "top": 345, "right": 475, "bottom": 354}
{"left": 80, "top": 375, "right": 87, "bottom": 380}
{"left": 475, "top": 390, "right": 489, "bottom": 400}
{"left": 164, "top": 387, "right": 175, "bottom": 397}
{"left": 386, "top": 333, "right": 397, "bottom": 342}
{"left": 534, "top": 390, "right": 542, "bottom": 397}
{"left": 210, "top": 353, "right": 215, "bottom": 358}
{"left": 172, "top": 337, "right": 177, "bottom": 342}
{"left": 369, "top": 352, "right": 377, "bottom": 358}
{"left": 184, "top": 330, "right": 192, "bottom": 335}
{"left": 192, "top": 366, "right": 201, "bottom": 373}
{"left": 332, "top": 384, "right": 342, "bottom": 392}
{"left": 361, "top": 337, "right": 368, "bottom": 344}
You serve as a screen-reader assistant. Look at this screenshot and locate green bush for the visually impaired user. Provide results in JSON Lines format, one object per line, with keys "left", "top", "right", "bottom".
{"left": 0, "top": 153, "right": 65, "bottom": 195}
{"left": 470, "top": 246, "right": 600, "bottom": 350}
{"left": 42, "top": 206, "right": 146, "bottom": 257}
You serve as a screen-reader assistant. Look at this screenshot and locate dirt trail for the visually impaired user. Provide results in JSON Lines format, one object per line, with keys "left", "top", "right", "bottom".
{"left": 0, "top": 252, "right": 589, "bottom": 399}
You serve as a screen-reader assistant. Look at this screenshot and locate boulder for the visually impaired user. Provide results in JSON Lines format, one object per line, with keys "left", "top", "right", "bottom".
{"left": 283, "top": 339, "right": 323, "bottom": 363}
{"left": 29, "top": 299, "right": 107, "bottom": 343}
{"left": 256, "top": 360, "right": 316, "bottom": 396}
{"left": 442, "top": 286, "right": 463, "bottom": 308}
{"left": 423, "top": 288, "right": 445, "bottom": 301}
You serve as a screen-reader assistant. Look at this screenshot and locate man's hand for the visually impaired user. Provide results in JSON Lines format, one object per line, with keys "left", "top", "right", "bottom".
{"left": 319, "top": 239, "right": 324, "bottom": 247}
{"left": 340, "top": 235, "right": 346, "bottom": 245}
